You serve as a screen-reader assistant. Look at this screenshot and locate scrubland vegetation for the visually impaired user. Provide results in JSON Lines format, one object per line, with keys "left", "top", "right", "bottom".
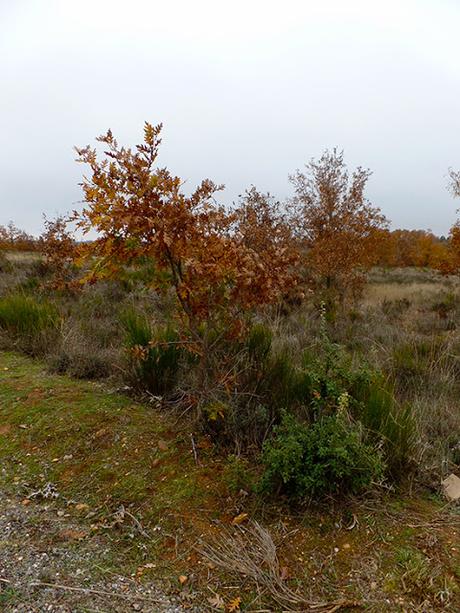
{"left": 1, "top": 124, "right": 460, "bottom": 610}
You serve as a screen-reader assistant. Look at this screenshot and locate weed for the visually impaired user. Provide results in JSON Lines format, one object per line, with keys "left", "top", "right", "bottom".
{"left": 222, "top": 454, "right": 255, "bottom": 494}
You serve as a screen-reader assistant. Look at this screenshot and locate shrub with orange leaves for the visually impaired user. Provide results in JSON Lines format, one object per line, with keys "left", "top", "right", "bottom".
{"left": 39, "top": 214, "right": 77, "bottom": 287}
{"left": 0, "top": 222, "right": 38, "bottom": 252}
{"left": 289, "top": 149, "right": 387, "bottom": 304}
{"left": 232, "top": 186, "right": 300, "bottom": 304}
{"left": 375, "top": 229, "right": 450, "bottom": 269}
{"left": 72, "top": 123, "right": 297, "bottom": 346}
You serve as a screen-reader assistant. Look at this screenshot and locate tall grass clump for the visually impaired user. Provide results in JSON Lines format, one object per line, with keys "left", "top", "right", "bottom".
{"left": 202, "top": 323, "right": 315, "bottom": 449}
{"left": 120, "top": 308, "right": 183, "bottom": 396}
{"left": 0, "top": 293, "right": 59, "bottom": 355}
{"left": 352, "top": 376, "right": 416, "bottom": 479}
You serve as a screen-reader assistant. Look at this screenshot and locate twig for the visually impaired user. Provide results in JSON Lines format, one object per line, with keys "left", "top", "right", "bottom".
{"left": 30, "top": 581, "right": 163, "bottom": 604}
{"left": 123, "top": 508, "right": 151, "bottom": 539}
{"left": 190, "top": 433, "right": 199, "bottom": 465}
{"left": 0, "top": 577, "right": 11, "bottom": 584}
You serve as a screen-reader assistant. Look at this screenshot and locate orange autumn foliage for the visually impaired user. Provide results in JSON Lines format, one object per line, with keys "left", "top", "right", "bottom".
{"left": 39, "top": 215, "right": 77, "bottom": 286}
{"left": 440, "top": 169, "right": 460, "bottom": 274}
{"left": 375, "top": 229, "right": 450, "bottom": 270}
{"left": 289, "top": 149, "right": 387, "bottom": 299}
{"left": 0, "top": 222, "right": 38, "bottom": 252}
{"left": 73, "top": 123, "right": 297, "bottom": 335}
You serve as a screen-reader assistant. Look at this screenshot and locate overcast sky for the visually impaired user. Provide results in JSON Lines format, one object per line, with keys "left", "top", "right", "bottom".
{"left": 1, "top": 0, "right": 460, "bottom": 236}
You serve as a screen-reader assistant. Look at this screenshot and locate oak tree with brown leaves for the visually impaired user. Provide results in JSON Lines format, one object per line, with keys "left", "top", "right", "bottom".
{"left": 289, "top": 148, "right": 387, "bottom": 305}
{"left": 441, "top": 169, "right": 460, "bottom": 274}
{"left": 72, "top": 123, "right": 297, "bottom": 362}
{"left": 39, "top": 215, "right": 77, "bottom": 287}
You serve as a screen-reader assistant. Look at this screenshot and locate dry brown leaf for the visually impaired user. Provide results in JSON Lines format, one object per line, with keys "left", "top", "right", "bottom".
{"left": 231, "top": 513, "right": 248, "bottom": 525}
{"left": 74, "top": 503, "right": 89, "bottom": 512}
{"left": 280, "top": 565, "right": 289, "bottom": 581}
{"left": 208, "top": 593, "right": 225, "bottom": 609}
{"left": 227, "top": 596, "right": 241, "bottom": 611}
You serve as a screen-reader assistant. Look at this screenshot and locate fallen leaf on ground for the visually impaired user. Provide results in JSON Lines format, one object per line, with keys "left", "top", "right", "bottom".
{"left": 280, "top": 565, "right": 289, "bottom": 581}
{"left": 231, "top": 513, "right": 248, "bottom": 525}
{"left": 227, "top": 596, "right": 241, "bottom": 611}
{"left": 208, "top": 593, "right": 225, "bottom": 609}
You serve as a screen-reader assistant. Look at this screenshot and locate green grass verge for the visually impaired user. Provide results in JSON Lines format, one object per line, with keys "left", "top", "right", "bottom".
{"left": 0, "top": 351, "right": 217, "bottom": 522}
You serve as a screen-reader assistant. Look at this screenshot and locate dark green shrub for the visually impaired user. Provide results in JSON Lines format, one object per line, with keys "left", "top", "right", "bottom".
{"left": 0, "top": 251, "right": 12, "bottom": 273}
{"left": 431, "top": 292, "right": 457, "bottom": 319}
{"left": 120, "top": 309, "right": 183, "bottom": 396}
{"left": 260, "top": 412, "right": 384, "bottom": 499}
{"left": 244, "top": 324, "right": 313, "bottom": 412}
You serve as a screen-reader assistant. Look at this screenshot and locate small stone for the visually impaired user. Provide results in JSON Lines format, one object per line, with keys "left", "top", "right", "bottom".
{"left": 158, "top": 439, "right": 169, "bottom": 451}
{"left": 442, "top": 473, "right": 460, "bottom": 501}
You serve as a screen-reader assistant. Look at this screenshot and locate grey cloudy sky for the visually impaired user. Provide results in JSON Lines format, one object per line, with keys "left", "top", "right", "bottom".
{"left": 1, "top": 0, "right": 460, "bottom": 236}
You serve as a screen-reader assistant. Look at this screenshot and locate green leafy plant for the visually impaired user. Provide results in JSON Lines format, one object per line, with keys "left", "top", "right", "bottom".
{"left": 259, "top": 412, "right": 384, "bottom": 499}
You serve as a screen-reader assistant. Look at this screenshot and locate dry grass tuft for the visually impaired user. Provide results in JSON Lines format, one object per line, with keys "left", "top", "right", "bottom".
{"left": 200, "top": 521, "right": 360, "bottom": 612}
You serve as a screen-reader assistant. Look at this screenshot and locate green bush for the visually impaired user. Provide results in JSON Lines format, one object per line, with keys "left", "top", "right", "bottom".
{"left": 247, "top": 323, "right": 272, "bottom": 364}
{"left": 0, "top": 293, "right": 59, "bottom": 355}
{"left": 120, "top": 309, "right": 183, "bottom": 396}
{"left": 259, "top": 412, "right": 384, "bottom": 499}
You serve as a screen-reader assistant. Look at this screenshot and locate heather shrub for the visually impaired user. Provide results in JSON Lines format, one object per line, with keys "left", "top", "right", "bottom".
{"left": 49, "top": 348, "right": 113, "bottom": 380}
{"left": 0, "top": 250, "right": 11, "bottom": 273}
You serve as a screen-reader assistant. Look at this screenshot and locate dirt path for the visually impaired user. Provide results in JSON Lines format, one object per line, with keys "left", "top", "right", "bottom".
{"left": 0, "top": 492, "right": 187, "bottom": 612}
